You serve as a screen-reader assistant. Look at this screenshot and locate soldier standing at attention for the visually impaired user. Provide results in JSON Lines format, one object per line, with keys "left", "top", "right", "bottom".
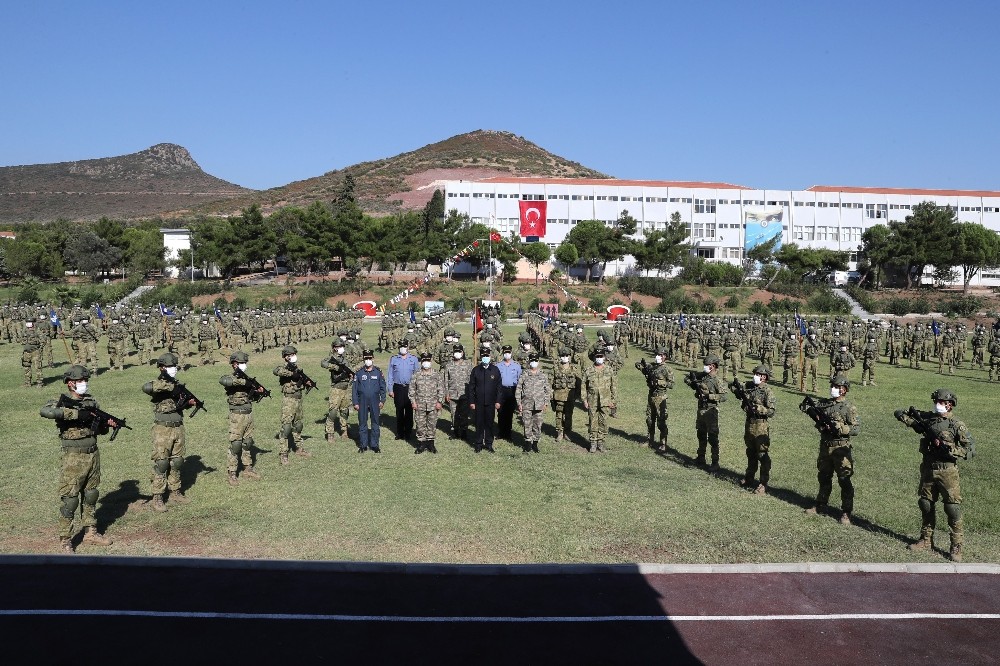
{"left": 989, "top": 335, "right": 1000, "bottom": 382}
{"left": 802, "top": 330, "right": 822, "bottom": 393}
{"left": 75, "top": 316, "right": 101, "bottom": 374}
{"left": 895, "top": 389, "right": 972, "bottom": 562}
{"left": 40, "top": 365, "right": 117, "bottom": 552}
{"left": 739, "top": 365, "right": 776, "bottom": 494}
{"left": 352, "top": 349, "right": 386, "bottom": 453}
{"left": 861, "top": 337, "right": 879, "bottom": 386}
{"left": 685, "top": 354, "right": 728, "bottom": 471}
{"left": 410, "top": 352, "right": 445, "bottom": 454}
{"left": 550, "top": 347, "right": 580, "bottom": 443}
{"left": 321, "top": 339, "right": 354, "bottom": 442}
{"left": 582, "top": 348, "right": 618, "bottom": 453}
{"left": 22, "top": 317, "right": 44, "bottom": 388}
{"left": 804, "top": 374, "right": 860, "bottom": 525}
{"left": 143, "top": 353, "right": 195, "bottom": 512}
{"left": 516, "top": 352, "right": 551, "bottom": 453}
{"left": 780, "top": 333, "right": 799, "bottom": 387}
{"left": 387, "top": 338, "right": 418, "bottom": 441}
{"left": 219, "top": 350, "right": 264, "bottom": 486}
{"left": 638, "top": 348, "right": 674, "bottom": 451}
{"left": 106, "top": 315, "right": 129, "bottom": 372}
{"left": 197, "top": 315, "right": 218, "bottom": 366}
{"left": 467, "top": 346, "right": 502, "bottom": 453}
{"left": 273, "top": 345, "right": 315, "bottom": 464}
{"left": 443, "top": 343, "right": 473, "bottom": 441}
{"left": 938, "top": 326, "right": 957, "bottom": 375}
{"left": 496, "top": 344, "right": 523, "bottom": 439}
{"left": 830, "top": 343, "right": 856, "bottom": 383}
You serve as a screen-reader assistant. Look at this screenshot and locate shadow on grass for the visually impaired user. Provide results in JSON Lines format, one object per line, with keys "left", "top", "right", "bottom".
{"left": 181, "top": 455, "right": 216, "bottom": 492}
{"left": 95, "top": 479, "right": 142, "bottom": 530}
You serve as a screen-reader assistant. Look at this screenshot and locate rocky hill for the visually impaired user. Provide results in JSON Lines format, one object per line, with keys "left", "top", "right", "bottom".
{"left": 0, "top": 143, "right": 249, "bottom": 223}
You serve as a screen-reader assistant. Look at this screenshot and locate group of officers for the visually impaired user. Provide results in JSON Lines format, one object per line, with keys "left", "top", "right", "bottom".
{"left": 36, "top": 304, "right": 974, "bottom": 563}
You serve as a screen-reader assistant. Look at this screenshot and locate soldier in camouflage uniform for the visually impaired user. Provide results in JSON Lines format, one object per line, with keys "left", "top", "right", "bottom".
{"left": 321, "top": 339, "right": 354, "bottom": 442}
{"left": 135, "top": 315, "right": 155, "bottom": 365}
{"left": 830, "top": 342, "right": 856, "bottom": 382}
{"left": 444, "top": 343, "right": 473, "bottom": 440}
{"left": 197, "top": 315, "right": 219, "bottom": 365}
{"left": 638, "top": 348, "right": 674, "bottom": 450}
{"left": 550, "top": 347, "right": 580, "bottom": 442}
{"left": 37, "top": 310, "right": 55, "bottom": 367}
{"left": 142, "top": 353, "right": 195, "bottom": 512}
{"left": 804, "top": 374, "right": 860, "bottom": 525}
{"left": 40, "top": 365, "right": 117, "bottom": 552}
{"left": 106, "top": 315, "right": 129, "bottom": 371}
{"left": 989, "top": 336, "right": 1000, "bottom": 381}
{"left": 516, "top": 352, "right": 551, "bottom": 453}
{"left": 861, "top": 337, "right": 879, "bottom": 386}
{"left": 22, "top": 317, "right": 44, "bottom": 387}
{"left": 895, "top": 388, "right": 972, "bottom": 562}
{"left": 739, "top": 365, "right": 777, "bottom": 494}
{"left": 410, "top": 352, "right": 445, "bottom": 453}
{"left": 72, "top": 316, "right": 101, "bottom": 373}
{"left": 721, "top": 327, "right": 741, "bottom": 381}
{"left": 582, "top": 348, "right": 618, "bottom": 453}
{"left": 273, "top": 345, "right": 315, "bottom": 464}
{"left": 219, "top": 351, "right": 264, "bottom": 486}
{"left": 802, "top": 330, "right": 822, "bottom": 393}
{"left": 937, "top": 326, "right": 957, "bottom": 375}
{"left": 684, "top": 355, "right": 728, "bottom": 471}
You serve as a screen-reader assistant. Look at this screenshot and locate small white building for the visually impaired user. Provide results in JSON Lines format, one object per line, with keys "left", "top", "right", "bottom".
{"left": 160, "top": 228, "right": 190, "bottom": 279}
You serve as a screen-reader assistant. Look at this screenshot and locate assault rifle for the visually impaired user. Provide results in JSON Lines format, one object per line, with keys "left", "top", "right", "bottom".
{"left": 799, "top": 395, "right": 836, "bottom": 432}
{"left": 289, "top": 364, "right": 317, "bottom": 394}
{"left": 172, "top": 383, "right": 207, "bottom": 418}
{"left": 729, "top": 378, "right": 753, "bottom": 413}
{"left": 234, "top": 367, "right": 271, "bottom": 402}
{"left": 57, "top": 394, "right": 132, "bottom": 442}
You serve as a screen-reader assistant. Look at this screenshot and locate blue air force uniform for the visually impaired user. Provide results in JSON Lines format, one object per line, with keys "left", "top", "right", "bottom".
{"left": 352, "top": 353, "right": 387, "bottom": 452}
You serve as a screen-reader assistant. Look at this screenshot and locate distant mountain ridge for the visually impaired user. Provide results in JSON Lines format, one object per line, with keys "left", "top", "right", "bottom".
{"left": 0, "top": 131, "right": 610, "bottom": 223}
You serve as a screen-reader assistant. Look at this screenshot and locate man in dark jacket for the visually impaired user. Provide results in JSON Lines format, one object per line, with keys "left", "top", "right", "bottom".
{"left": 467, "top": 346, "right": 502, "bottom": 453}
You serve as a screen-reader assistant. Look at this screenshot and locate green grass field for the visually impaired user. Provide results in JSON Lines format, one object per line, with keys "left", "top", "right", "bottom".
{"left": 2, "top": 322, "right": 998, "bottom": 564}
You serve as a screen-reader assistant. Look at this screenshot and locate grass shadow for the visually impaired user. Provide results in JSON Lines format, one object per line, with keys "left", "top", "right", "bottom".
{"left": 95, "top": 479, "right": 143, "bottom": 530}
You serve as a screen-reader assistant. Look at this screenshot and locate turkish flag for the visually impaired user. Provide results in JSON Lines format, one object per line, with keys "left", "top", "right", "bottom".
{"left": 519, "top": 201, "right": 547, "bottom": 238}
{"left": 473, "top": 306, "right": 484, "bottom": 333}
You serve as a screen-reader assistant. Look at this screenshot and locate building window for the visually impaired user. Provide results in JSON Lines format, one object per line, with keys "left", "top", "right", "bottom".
{"left": 609, "top": 196, "right": 619, "bottom": 201}
{"left": 696, "top": 248, "right": 715, "bottom": 259}
{"left": 694, "top": 199, "right": 717, "bottom": 214}
{"left": 865, "top": 203, "right": 887, "bottom": 219}
{"left": 522, "top": 194, "right": 544, "bottom": 200}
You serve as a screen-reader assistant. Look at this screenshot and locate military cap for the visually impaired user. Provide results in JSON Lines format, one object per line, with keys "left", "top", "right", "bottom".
{"left": 445, "top": 327, "right": 457, "bottom": 336}
{"left": 597, "top": 331, "right": 609, "bottom": 341}
{"left": 362, "top": 349, "right": 374, "bottom": 359}
{"left": 501, "top": 344, "right": 512, "bottom": 352}
{"left": 704, "top": 354, "right": 722, "bottom": 367}
{"left": 399, "top": 338, "right": 410, "bottom": 347}
{"left": 655, "top": 348, "right": 668, "bottom": 356}
{"left": 931, "top": 388, "right": 957, "bottom": 406}
{"left": 831, "top": 373, "right": 850, "bottom": 388}
{"left": 281, "top": 345, "right": 298, "bottom": 357}
{"left": 752, "top": 364, "right": 770, "bottom": 376}
{"left": 63, "top": 365, "right": 91, "bottom": 382}
{"left": 528, "top": 352, "right": 539, "bottom": 362}
{"left": 453, "top": 343, "right": 465, "bottom": 353}
{"left": 479, "top": 346, "right": 492, "bottom": 355}
{"left": 420, "top": 351, "right": 432, "bottom": 362}
{"left": 229, "top": 350, "right": 250, "bottom": 364}
{"left": 157, "top": 352, "right": 179, "bottom": 367}
{"left": 517, "top": 331, "right": 531, "bottom": 342}
{"left": 559, "top": 347, "right": 572, "bottom": 356}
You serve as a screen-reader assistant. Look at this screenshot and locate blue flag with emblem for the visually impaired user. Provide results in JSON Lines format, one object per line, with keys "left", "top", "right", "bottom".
{"left": 932, "top": 319, "right": 940, "bottom": 337}
{"left": 95, "top": 304, "right": 105, "bottom": 320}
{"left": 679, "top": 312, "right": 687, "bottom": 330}
{"left": 159, "top": 303, "right": 175, "bottom": 317}
{"left": 49, "top": 308, "right": 60, "bottom": 326}
{"left": 215, "top": 306, "right": 224, "bottom": 322}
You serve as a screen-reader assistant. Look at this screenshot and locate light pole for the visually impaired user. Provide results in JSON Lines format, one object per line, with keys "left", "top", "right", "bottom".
{"left": 475, "top": 237, "right": 495, "bottom": 300}
{"left": 189, "top": 227, "right": 194, "bottom": 283}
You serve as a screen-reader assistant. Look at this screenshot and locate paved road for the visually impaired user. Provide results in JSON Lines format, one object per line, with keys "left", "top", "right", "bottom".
{"left": 2, "top": 557, "right": 998, "bottom": 665}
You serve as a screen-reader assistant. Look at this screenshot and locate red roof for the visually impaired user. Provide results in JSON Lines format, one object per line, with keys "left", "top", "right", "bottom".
{"left": 478, "top": 177, "right": 749, "bottom": 190}
{"left": 807, "top": 185, "right": 1000, "bottom": 198}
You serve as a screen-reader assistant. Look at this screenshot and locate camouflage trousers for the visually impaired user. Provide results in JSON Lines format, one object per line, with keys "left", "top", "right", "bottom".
{"left": 782, "top": 359, "right": 798, "bottom": 386}
{"left": 79, "top": 341, "right": 98, "bottom": 372}
{"left": 521, "top": 408, "right": 544, "bottom": 443}
{"left": 58, "top": 448, "right": 101, "bottom": 539}
{"left": 645, "top": 393, "right": 669, "bottom": 444}
{"left": 21, "top": 349, "right": 42, "bottom": 386}
{"left": 278, "top": 396, "right": 304, "bottom": 454}
{"left": 696, "top": 406, "right": 721, "bottom": 464}
{"left": 722, "top": 351, "right": 741, "bottom": 381}
{"left": 414, "top": 406, "right": 439, "bottom": 442}
{"left": 199, "top": 341, "right": 217, "bottom": 365}
{"left": 918, "top": 461, "right": 963, "bottom": 545}
{"left": 743, "top": 418, "right": 771, "bottom": 486}
{"left": 587, "top": 405, "right": 609, "bottom": 450}
{"left": 150, "top": 423, "right": 185, "bottom": 494}
{"left": 227, "top": 410, "right": 255, "bottom": 474}
{"left": 325, "top": 386, "right": 352, "bottom": 436}
{"left": 803, "top": 357, "right": 819, "bottom": 391}
{"left": 938, "top": 348, "right": 955, "bottom": 375}
{"left": 42, "top": 339, "right": 53, "bottom": 367}
{"left": 909, "top": 344, "right": 922, "bottom": 368}
{"left": 816, "top": 442, "right": 854, "bottom": 514}
{"left": 447, "top": 398, "right": 470, "bottom": 436}
{"left": 552, "top": 398, "right": 575, "bottom": 437}
{"left": 991, "top": 357, "right": 1000, "bottom": 381}
{"left": 862, "top": 362, "right": 876, "bottom": 384}
{"left": 108, "top": 341, "right": 126, "bottom": 370}
{"left": 137, "top": 338, "right": 153, "bottom": 365}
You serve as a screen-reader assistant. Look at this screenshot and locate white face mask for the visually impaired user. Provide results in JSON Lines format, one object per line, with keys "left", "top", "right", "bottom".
{"left": 595, "top": 357, "right": 605, "bottom": 366}
{"left": 606, "top": 345, "right": 615, "bottom": 351}
{"left": 335, "top": 347, "right": 345, "bottom": 354}
{"left": 339, "top": 336, "right": 347, "bottom": 342}
{"left": 560, "top": 356, "right": 570, "bottom": 364}
{"left": 25, "top": 322, "right": 33, "bottom": 328}
{"left": 482, "top": 342, "right": 491, "bottom": 349}
{"left": 654, "top": 355, "right": 663, "bottom": 364}
{"left": 753, "top": 375, "right": 764, "bottom": 385}
{"left": 364, "top": 359, "right": 373, "bottom": 367}
{"left": 453, "top": 352, "right": 463, "bottom": 360}
{"left": 529, "top": 361, "right": 539, "bottom": 369}
{"left": 523, "top": 344, "right": 531, "bottom": 350}
{"left": 445, "top": 336, "right": 453, "bottom": 343}
{"left": 165, "top": 367, "right": 179, "bottom": 378}
{"left": 703, "top": 365, "right": 711, "bottom": 374}
{"left": 399, "top": 347, "right": 408, "bottom": 355}
{"left": 503, "top": 353, "right": 512, "bottom": 361}
{"left": 289, "top": 355, "right": 298, "bottom": 364}
{"left": 481, "top": 357, "right": 491, "bottom": 365}
{"left": 421, "top": 361, "right": 432, "bottom": 370}
{"left": 830, "top": 387, "right": 841, "bottom": 399}
{"left": 74, "top": 381, "right": 88, "bottom": 395}
{"left": 934, "top": 402, "right": 949, "bottom": 414}
{"left": 237, "top": 363, "right": 248, "bottom": 372}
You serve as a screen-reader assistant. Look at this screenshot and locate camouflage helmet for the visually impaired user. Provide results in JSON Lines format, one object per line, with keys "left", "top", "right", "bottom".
{"left": 157, "top": 352, "right": 179, "bottom": 367}
{"left": 831, "top": 373, "right": 850, "bottom": 389}
{"left": 752, "top": 364, "right": 771, "bottom": 377}
{"left": 517, "top": 331, "right": 531, "bottom": 343}
{"left": 655, "top": 348, "right": 668, "bottom": 357}
{"left": 559, "top": 347, "right": 572, "bottom": 357}
{"left": 445, "top": 327, "right": 457, "bottom": 337}
{"left": 281, "top": 345, "right": 297, "bottom": 357}
{"left": 704, "top": 354, "right": 722, "bottom": 367}
{"left": 63, "top": 364, "right": 91, "bottom": 382}
{"left": 229, "top": 350, "right": 250, "bottom": 364}
{"left": 931, "top": 388, "right": 958, "bottom": 406}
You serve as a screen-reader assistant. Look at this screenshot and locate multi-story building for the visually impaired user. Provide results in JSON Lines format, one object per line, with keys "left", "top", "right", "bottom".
{"left": 442, "top": 177, "right": 1000, "bottom": 285}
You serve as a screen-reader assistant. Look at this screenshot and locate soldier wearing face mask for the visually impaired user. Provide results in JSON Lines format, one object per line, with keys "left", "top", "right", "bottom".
{"left": 387, "top": 338, "right": 419, "bottom": 441}
{"left": 321, "top": 338, "right": 354, "bottom": 442}
{"left": 582, "top": 348, "right": 618, "bottom": 453}
{"left": 143, "top": 353, "right": 196, "bottom": 511}
{"left": 550, "top": 346, "right": 581, "bottom": 443}
{"left": 467, "top": 346, "right": 502, "bottom": 453}
{"left": 739, "top": 365, "right": 776, "bottom": 494}
{"left": 22, "top": 317, "right": 44, "bottom": 387}
{"left": 444, "top": 343, "right": 473, "bottom": 441}
{"left": 273, "top": 345, "right": 315, "bottom": 463}
{"left": 219, "top": 350, "right": 264, "bottom": 485}
{"left": 516, "top": 352, "right": 551, "bottom": 453}
{"left": 804, "top": 374, "right": 860, "bottom": 525}
{"left": 410, "top": 352, "right": 445, "bottom": 454}
{"left": 685, "top": 355, "right": 728, "bottom": 471}
{"left": 895, "top": 389, "right": 972, "bottom": 562}
{"left": 639, "top": 348, "right": 674, "bottom": 451}
{"left": 352, "top": 349, "right": 386, "bottom": 452}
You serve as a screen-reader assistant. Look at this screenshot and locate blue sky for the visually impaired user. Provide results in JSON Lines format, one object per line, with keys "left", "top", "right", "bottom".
{"left": 3, "top": 1, "right": 999, "bottom": 192}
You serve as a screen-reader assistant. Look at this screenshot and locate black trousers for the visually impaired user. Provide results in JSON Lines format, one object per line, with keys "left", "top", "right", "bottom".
{"left": 393, "top": 383, "right": 412, "bottom": 437}
{"left": 497, "top": 386, "right": 517, "bottom": 437}
{"left": 473, "top": 403, "right": 496, "bottom": 449}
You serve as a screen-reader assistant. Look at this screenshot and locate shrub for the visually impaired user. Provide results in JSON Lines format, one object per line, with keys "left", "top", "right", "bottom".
{"left": 562, "top": 300, "right": 579, "bottom": 314}
{"left": 725, "top": 294, "right": 740, "bottom": 308}
{"left": 884, "top": 297, "right": 911, "bottom": 316}
{"left": 588, "top": 295, "right": 606, "bottom": 312}
{"left": 630, "top": 299, "right": 645, "bottom": 314}
{"left": 749, "top": 301, "right": 770, "bottom": 317}
{"left": 911, "top": 297, "right": 931, "bottom": 315}
{"left": 943, "top": 296, "right": 983, "bottom": 318}
{"left": 807, "top": 289, "right": 851, "bottom": 315}
{"left": 700, "top": 299, "right": 717, "bottom": 314}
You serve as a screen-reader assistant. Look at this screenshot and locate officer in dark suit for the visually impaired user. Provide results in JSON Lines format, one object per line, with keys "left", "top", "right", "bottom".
{"left": 467, "top": 345, "right": 502, "bottom": 452}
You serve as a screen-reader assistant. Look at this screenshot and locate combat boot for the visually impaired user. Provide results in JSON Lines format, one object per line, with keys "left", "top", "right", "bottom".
{"left": 242, "top": 467, "right": 261, "bottom": 480}
{"left": 151, "top": 494, "right": 168, "bottom": 512}
{"left": 326, "top": 433, "right": 336, "bottom": 443}
{"left": 82, "top": 527, "right": 113, "bottom": 546}
{"left": 280, "top": 453, "right": 289, "bottom": 465}
{"left": 908, "top": 536, "right": 933, "bottom": 552}
{"left": 228, "top": 471, "right": 239, "bottom": 487}
{"left": 60, "top": 537, "right": 74, "bottom": 554}
{"left": 554, "top": 432, "right": 563, "bottom": 442}
{"left": 169, "top": 490, "right": 192, "bottom": 505}
{"left": 839, "top": 512, "right": 852, "bottom": 526}
{"left": 531, "top": 442, "right": 539, "bottom": 453}
{"left": 948, "top": 544, "right": 962, "bottom": 563}
{"left": 295, "top": 447, "right": 312, "bottom": 458}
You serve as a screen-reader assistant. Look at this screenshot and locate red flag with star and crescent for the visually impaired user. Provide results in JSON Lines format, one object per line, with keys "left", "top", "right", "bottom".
{"left": 519, "top": 201, "right": 547, "bottom": 238}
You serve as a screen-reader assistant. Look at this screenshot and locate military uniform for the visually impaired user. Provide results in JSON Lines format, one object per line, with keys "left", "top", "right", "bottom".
{"left": 582, "top": 355, "right": 618, "bottom": 453}
{"left": 781, "top": 336, "right": 799, "bottom": 386}
{"left": 896, "top": 389, "right": 971, "bottom": 561}
{"left": 938, "top": 328, "right": 957, "bottom": 375}
{"left": 352, "top": 351, "right": 386, "bottom": 452}
{"left": 72, "top": 319, "right": 101, "bottom": 373}
{"left": 21, "top": 320, "right": 44, "bottom": 387}
{"left": 684, "top": 357, "right": 728, "bottom": 470}
{"left": 550, "top": 349, "right": 581, "bottom": 442}
{"left": 273, "top": 345, "right": 314, "bottom": 463}
{"left": 142, "top": 353, "right": 193, "bottom": 511}
{"left": 861, "top": 339, "right": 878, "bottom": 386}
{"left": 219, "top": 351, "right": 263, "bottom": 485}
{"left": 638, "top": 349, "right": 674, "bottom": 449}
{"left": 410, "top": 352, "right": 445, "bottom": 453}
{"left": 802, "top": 334, "right": 822, "bottom": 392}
{"left": 739, "top": 366, "right": 776, "bottom": 492}
{"left": 197, "top": 318, "right": 219, "bottom": 365}
{"left": 516, "top": 353, "right": 551, "bottom": 452}
{"left": 321, "top": 343, "right": 354, "bottom": 441}
{"left": 805, "top": 375, "right": 860, "bottom": 524}
{"left": 443, "top": 345, "right": 473, "bottom": 440}
{"left": 106, "top": 318, "right": 129, "bottom": 371}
